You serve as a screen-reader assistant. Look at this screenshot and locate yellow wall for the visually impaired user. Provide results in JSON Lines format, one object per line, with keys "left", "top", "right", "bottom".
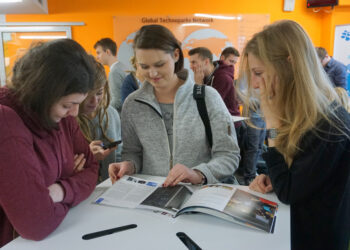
{"left": 5, "top": 0, "right": 350, "bottom": 55}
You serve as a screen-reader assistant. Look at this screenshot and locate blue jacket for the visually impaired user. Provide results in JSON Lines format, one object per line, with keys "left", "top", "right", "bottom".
{"left": 325, "top": 58, "right": 347, "bottom": 89}
{"left": 121, "top": 73, "right": 139, "bottom": 104}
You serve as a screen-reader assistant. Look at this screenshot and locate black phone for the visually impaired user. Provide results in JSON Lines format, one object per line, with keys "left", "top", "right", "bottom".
{"left": 176, "top": 232, "right": 202, "bottom": 250}
{"left": 102, "top": 140, "right": 122, "bottom": 150}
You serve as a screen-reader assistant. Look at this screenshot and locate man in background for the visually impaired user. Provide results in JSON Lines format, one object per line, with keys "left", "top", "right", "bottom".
{"left": 94, "top": 38, "right": 127, "bottom": 114}
{"left": 188, "top": 47, "right": 240, "bottom": 118}
{"left": 316, "top": 47, "right": 347, "bottom": 90}
{"left": 220, "top": 46, "right": 240, "bottom": 67}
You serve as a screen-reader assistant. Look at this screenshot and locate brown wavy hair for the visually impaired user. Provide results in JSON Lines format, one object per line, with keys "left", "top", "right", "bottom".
{"left": 10, "top": 39, "right": 94, "bottom": 129}
{"left": 133, "top": 24, "right": 184, "bottom": 73}
{"left": 76, "top": 55, "right": 113, "bottom": 143}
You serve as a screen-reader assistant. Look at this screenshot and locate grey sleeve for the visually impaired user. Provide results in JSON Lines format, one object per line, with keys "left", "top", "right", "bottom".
{"left": 192, "top": 87, "right": 240, "bottom": 183}
{"left": 109, "top": 68, "right": 126, "bottom": 114}
{"left": 106, "top": 107, "right": 122, "bottom": 163}
{"left": 98, "top": 107, "right": 122, "bottom": 180}
{"left": 105, "top": 107, "right": 122, "bottom": 141}
{"left": 120, "top": 99, "right": 143, "bottom": 173}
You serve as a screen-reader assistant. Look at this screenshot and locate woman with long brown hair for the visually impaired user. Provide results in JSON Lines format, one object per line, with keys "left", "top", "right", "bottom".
{"left": 0, "top": 39, "right": 99, "bottom": 247}
{"left": 77, "top": 56, "right": 122, "bottom": 182}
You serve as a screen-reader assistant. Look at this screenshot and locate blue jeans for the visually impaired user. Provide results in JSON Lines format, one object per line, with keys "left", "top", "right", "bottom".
{"left": 240, "top": 111, "right": 266, "bottom": 179}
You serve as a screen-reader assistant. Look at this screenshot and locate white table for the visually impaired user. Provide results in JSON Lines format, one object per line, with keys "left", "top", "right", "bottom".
{"left": 3, "top": 175, "right": 290, "bottom": 250}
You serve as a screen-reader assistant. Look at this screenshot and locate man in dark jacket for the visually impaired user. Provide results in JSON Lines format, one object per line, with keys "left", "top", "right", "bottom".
{"left": 316, "top": 47, "right": 348, "bottom": 90}
{"left": 188, "top": 47, "right": 240, "bottom": 118}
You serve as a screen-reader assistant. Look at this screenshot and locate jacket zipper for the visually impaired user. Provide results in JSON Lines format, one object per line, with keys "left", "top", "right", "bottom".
{"left": 162, "top": 116, "right": 173, "bottom": 170}
{"left": 134, "top": 100, "right": 162, "bottom": 117}
{"left": 171, "top": 100, "right": 176, "bottom": 170}
{"left": 135, "top": 99, "right": 173, "bottom": 169}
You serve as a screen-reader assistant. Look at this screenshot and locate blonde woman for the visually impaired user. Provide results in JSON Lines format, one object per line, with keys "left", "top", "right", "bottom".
{"left": 334, "top": 87, "right": 350, "bottom": 112}
{"left": 239, "top": 20, "right": 350, "bottom": 250}
{"left": 77, "top": 56, "right": 122, "bottom": 181}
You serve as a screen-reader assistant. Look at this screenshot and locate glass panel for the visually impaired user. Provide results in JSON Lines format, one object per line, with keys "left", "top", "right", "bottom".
{"left": 2, "top": 31, "right": 67, "bottom": 85}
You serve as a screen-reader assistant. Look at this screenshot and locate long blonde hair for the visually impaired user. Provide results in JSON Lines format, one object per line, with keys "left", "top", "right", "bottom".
{"left": 238, "top": 20, "right": 345, "bottom": 166}
{"left": 77, "top": 55, "right": 113, "bottom": 143}
{"left": 334, "top": 87, "right": 350, "bottom": 113}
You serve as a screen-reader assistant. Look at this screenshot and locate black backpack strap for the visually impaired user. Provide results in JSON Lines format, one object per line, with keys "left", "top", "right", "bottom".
{"left": 193, "top": 84, "right": 213, "bottom": 148}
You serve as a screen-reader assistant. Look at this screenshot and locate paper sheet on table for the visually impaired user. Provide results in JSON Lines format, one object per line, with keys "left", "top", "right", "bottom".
{"left": 232, "top": 116, "right": 249, "bottom": 123}
{"left": 95, "top": 176, "right": 160, "bottom": 208}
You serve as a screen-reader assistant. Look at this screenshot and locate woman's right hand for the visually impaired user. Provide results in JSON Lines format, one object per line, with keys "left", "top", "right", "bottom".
{"left": 108, "top": 161, "right": 135, "bottom": 184}
{"left": 249, "top": 174, "right": 273, "bottom": 194}
{"left": 89, "top": 140, "right": 115, "bottom": 161}
{"left": 193, "top": 63, "right": 205, "bottom": 84}
{"left": 259, "top": 75, "right": 281, "bottom": 129}
{"left": 48, "top": 183, "right": 65, "bottom": 203}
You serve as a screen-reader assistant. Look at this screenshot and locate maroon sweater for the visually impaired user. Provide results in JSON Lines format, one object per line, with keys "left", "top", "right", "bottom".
{"left": 0, "top": 88, "right": 99, "bottom": 247}
{"left": 205, "top": 61, "right": 240, "bottom": 117}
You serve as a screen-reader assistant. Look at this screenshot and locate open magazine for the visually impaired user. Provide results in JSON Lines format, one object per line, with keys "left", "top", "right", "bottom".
{"left": 95, "top": 175, "right": 278, "bottom": 233}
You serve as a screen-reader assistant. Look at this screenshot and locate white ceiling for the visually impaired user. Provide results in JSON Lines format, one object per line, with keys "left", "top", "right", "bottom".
{"left": 0, "top": 0, "right": 48, "bottom": 14}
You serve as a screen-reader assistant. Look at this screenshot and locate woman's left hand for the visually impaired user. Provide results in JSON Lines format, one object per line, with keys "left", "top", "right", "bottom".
{"left": 249, "top": 174, "right": 273, "bottom": 194}
{"left": 73, "top": 153, "right": 86, "bottom": 173}
{"left": 163, "top": 164, "right": 203, "bottom": 187}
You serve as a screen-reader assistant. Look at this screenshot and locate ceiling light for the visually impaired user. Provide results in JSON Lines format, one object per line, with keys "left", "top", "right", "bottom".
{"left": 0, "top": 0, "right": 23, "bottom": 3}
{"left": 181, "top": 23, "right": 210, "bottom": 27}
{"left": 19, "top": 35, "right": 67, "bottom": 40}
{"left": 194, "top": 13, "right": 237, "bottom": 20}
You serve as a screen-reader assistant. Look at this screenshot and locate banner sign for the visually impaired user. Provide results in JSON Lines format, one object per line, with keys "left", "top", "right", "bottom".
{"left": 333, "top": 24, "right": 350, "bottom": 90}
{"left": 113, "top": 14, "right": 269, "bottom": 75}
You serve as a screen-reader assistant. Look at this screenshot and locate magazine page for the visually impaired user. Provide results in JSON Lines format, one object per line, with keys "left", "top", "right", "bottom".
{"left": 180, "top": 184, "right": 236, "bottom": 211}
{"left": 177, "top": 185, "right": 278, "bottom": 233}
{"left": 222, "top": 189, "right": 278, "bottom": 233}
{"left": 95, "top": 175, "right": 160, "bottom": 208}
{"left": 138, "top": 185, "right": 194, "bottom": 216}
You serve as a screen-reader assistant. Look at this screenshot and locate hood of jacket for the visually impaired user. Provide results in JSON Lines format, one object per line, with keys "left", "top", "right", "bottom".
{"left": 0, "top": 87, "right": 56, "bottom": 138}
{"left": 213, "top": 60, "right": 234, "bottom": 78}
{"left": 130, "top": 69, "right": 193, "bottom": 116}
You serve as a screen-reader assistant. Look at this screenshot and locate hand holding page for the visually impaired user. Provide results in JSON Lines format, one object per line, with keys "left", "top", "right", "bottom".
{"left": 95, "top": 176, "right": 278, "bottom": 233}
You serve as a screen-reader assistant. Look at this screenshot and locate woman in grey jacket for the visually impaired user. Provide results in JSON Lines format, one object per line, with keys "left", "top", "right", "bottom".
{"left": 109, "top": 25, "right": 240, "bottom": 186}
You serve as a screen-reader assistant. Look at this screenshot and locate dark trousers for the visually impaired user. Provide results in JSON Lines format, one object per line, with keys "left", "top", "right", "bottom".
{"left": 238, "top": 111, "right": 266, "bottom": 179}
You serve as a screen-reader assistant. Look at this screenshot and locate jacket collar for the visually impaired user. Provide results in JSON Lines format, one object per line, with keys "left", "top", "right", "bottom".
{"left": 204, "top": 63, "right": 219, "bottom": 86}
{"left": 133, "top": 69, "right": 194, "bottom": 114}
{"left": 325, "top": 57, "right": 335, "bottom": 70}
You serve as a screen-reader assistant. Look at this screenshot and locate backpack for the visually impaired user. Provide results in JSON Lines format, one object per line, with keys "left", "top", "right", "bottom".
{"left": 193, "top": 84, "right": 239, "bottom": 185}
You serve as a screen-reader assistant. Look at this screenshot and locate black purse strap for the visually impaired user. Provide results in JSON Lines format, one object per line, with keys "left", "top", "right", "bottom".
{"left": 193, "top": 84, "right": 213, "bottom": 148}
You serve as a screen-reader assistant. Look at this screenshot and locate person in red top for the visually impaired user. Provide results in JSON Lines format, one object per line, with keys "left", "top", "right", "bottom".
{"left": 188, "top": 47, "right": 241, "bottom": 119}
{"left": 0, "top": 39, "right": 99, "bottom": 247}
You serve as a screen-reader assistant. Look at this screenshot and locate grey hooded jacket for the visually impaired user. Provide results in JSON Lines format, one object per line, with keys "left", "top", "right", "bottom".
{"left": 121, "top": 70, "right": 240, "bottom": 184}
